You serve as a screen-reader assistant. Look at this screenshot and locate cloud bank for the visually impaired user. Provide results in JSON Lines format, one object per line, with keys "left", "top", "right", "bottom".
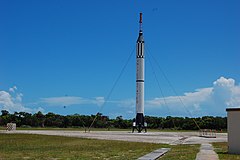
{"left": 40, "top": 96, "right": 105, "bottom": 107}
{"left": 145, "top": 77, "right": 240, "bottom": 116}
{"left": 0, "top": 86, "right": 44, "bottom": 113}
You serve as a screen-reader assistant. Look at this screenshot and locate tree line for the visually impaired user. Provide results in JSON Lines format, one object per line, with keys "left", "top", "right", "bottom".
{"left": 0, "top": 110, "right": 227, "bottom": 130}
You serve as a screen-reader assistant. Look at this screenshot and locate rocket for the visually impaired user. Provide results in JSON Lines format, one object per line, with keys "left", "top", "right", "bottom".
{"left": 133, "top": 13, "right": 147, "bottom": 133}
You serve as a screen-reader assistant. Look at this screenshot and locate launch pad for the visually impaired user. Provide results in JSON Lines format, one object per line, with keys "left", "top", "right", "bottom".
{"left": 132, "top": 114, "right": 147, "bottom": 133}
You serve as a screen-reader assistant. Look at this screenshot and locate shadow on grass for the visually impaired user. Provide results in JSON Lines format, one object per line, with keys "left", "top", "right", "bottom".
{"left": 217, "top": 151, "right": 228, "bottom": 154}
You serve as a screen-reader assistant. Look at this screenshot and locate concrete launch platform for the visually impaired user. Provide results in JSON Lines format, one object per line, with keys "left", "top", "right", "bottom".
{"left": 1, "top": 130, "right": 227, "bottom": 145}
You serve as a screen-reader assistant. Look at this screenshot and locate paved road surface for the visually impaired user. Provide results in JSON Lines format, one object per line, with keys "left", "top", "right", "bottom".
{"left": 0, "top": 130, "right": 227, "bottom": 144}
{"left": 196, "top": 143, "right": 219, "bottom": 160}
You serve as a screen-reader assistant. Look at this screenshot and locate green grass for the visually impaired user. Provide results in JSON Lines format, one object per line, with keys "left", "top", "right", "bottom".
{"left": 160, "top": 144, "right": 199, "bottom": 160}
{"left": 0, "top": 133, "right": 164, "bottom": 160}
{"left": 213, "top": 142, "right": 240, "bottom": 160}
{"left": 0, "top": 133, "right": 200, "bottom": 160}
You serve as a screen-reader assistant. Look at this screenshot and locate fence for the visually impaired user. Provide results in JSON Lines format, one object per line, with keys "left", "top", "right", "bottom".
{"left": 199, "top": 129, "right": 216, "bottom": 138}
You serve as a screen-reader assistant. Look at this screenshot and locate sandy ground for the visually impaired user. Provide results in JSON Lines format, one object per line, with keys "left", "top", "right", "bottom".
{"left": 0, "top": 130, "right": 227, "bottom": 145}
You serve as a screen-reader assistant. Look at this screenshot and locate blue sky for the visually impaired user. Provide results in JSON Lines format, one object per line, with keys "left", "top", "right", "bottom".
{"left": 0, "top": 0, "right": 239, "bottom": 119}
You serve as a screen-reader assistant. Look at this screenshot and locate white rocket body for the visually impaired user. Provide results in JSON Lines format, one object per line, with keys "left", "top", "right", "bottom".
{"left": 136, "top": 32, "right": 145, "bottom": 114}
{"left": 133, "top": 13, "right": 146, "bottom": 132}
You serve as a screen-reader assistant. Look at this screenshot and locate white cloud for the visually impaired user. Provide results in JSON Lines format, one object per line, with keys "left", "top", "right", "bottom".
{"left": 146, "top": 87, "right": 212, "bottom": 109}
{"left": 0, "top": 86, "right": 44, "bottom": 113}
{"left": 9, "top": 86, "right": 17, "bottom": 93}
{"left": 40, "top": 96, "right": 105, "bottom": 107}
{"left": 108, "top": 99, "right": 135, "bottom": 108}
{"left": 95, "top": 97, "right": 105, "bottom": 106}
{"left": 145, "top": 76, "right": 240, "bottom": 116}
{"left": 16, "top": 93, "right": 23, "bottom": 102}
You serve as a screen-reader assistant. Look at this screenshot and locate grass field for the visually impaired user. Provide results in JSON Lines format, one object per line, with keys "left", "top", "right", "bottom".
{"left": 213, "top": 142, "right": 240, "bottom": 160}
{"left": 0, "top": 133, "right": 199, "bottom": 160}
